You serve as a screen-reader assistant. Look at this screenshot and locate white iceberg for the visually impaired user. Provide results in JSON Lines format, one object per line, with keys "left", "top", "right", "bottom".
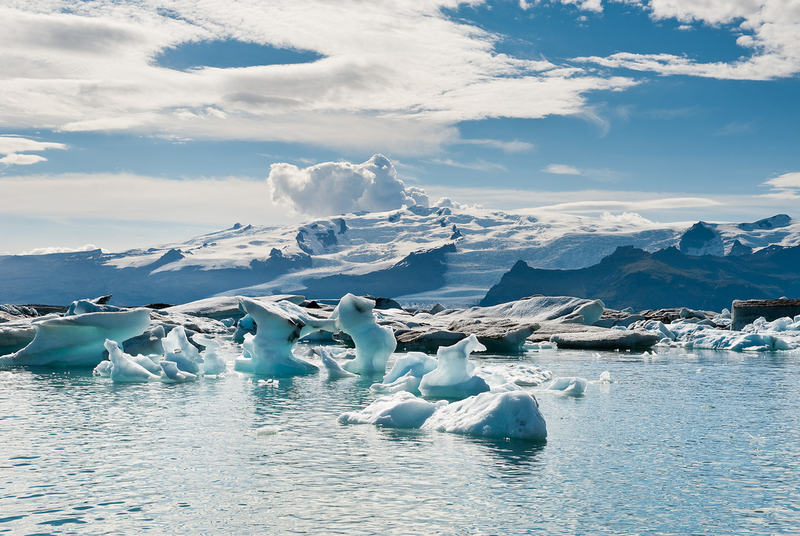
{"left": 330, "top": 294, "right": 397, "bottom": 375}
{"left": 0, "top": 309, "right": 151, "bottom": 368}
{"left": 419, "top": 334, "right": 490, "bottom": 399}
{"left": 161, "top": 326, "right": 204, "bottom": 374}
{"left": 104, "top": 339, "right": 159, "bottom": 383}
{"left": 339, "top": 390, "right": 547, "bottom": 442}
{"left": 422, "top": 391, "right": 547, "bottom": 442}
{"left": 546, "top": 377, "right": 588, "bottom": 395}
{"left": 192, "top": 334, "right": 227, "bottom": 375}
{"left": 338, "top": 391, "right": 446, "bottom": 428}
{"left": 318, "top": 347, "right": 357, "bottom": 379}
{"left": 160, "top": 360, "right": 198, "bottom": 382}
{"left": 233, "top": 297, "right": 319, "bottom": 377}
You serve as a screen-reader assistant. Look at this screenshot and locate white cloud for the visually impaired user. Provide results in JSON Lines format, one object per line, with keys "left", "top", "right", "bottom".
{"left": 762, "top": 171, "right": 800, "bottom": 196}
{"left": 267, "top": 154, "right": 423, "bottom": 216}
{"left": 21, "top": 244, "right": 104, "bottom": 256}
{"left": 454, "top": 139, "right": 535, "bottom": 153}
{"left": 427, "top": 158, "right": 508, "bottom": 172}
{"left": 0, "top": 2, "right": 636, "bottom": 154}
{"left": 0, "top": 135, "right": 67, "bottom": 165}
{"left": 0, "top": 153, "right": 48, "bottom": 165}
{"left": 0, "top": 172, "right": 299, "bottom": 227}
{"left": 576, "top": 0, "right": 800, "bottom": 80}
{"left": 543, "top": 163, "right": 581, "bottom": 175}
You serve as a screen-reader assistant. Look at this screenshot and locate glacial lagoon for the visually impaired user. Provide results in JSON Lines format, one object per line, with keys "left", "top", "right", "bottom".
{"left": 2, "top": 346, "right": 799, "bottom": 535}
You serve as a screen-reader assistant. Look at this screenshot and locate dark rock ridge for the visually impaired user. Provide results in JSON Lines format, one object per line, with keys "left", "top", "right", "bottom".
{"left": 731, "top": 298, "right": 800, "bottom": 330}
{"left": 480, "top": 244, "right": 800, "bottom": 312}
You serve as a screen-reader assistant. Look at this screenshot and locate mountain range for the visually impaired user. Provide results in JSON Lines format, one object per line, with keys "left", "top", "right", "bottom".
{"left": 1, "top": 208, "right": 798, "bottom": 308}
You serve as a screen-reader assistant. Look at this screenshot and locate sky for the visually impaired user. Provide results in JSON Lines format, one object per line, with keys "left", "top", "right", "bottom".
{"left": 1, "top": 0, "right": 800, "bottom": 254}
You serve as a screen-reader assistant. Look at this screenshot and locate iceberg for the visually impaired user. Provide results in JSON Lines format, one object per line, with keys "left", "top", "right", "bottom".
{"left": 546, "top": 377, "right": 588, "bottom": 395}
{"left": 422, "top": 391, "right": 547, "bottom": 442}
{"left": 233, "top": 297, "right": 319, "bottom": 377}
{"left": 0, "top": 309, "right": 151, "bottom": 368}
{"left": 419, "top": 334, "right": 490, "bottom": 399}
{"left": 161, "top": 326, "right": 204, "bottom": 374}
{"left": 330, "top": 294, "right": 397, "bottom": 375}
{"left": 160, "top": 360, "right": 198, "bottom": 382}
{"left": 193, "top": 334, "right": 227, "bottom": 375}
{"left": 104, "top": 339, "right": 159, "bottom": 383}
{"left": 338, "top": 391, "right": 446, "bottom": 428}
{"left": 340, "top": 390, "right": 547, "bottom": 442}
{"left": 317, "top": 347, "right": 357, "bottom": 379}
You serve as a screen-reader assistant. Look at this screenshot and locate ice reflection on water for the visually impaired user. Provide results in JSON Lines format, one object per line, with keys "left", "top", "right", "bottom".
{"left": 1, "top": 347, "right": 799, "bottom": 534}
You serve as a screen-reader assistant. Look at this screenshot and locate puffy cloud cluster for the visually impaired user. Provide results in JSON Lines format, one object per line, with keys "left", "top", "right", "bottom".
{"left": 268, "top": 154, "right": 424, "bottom": 216}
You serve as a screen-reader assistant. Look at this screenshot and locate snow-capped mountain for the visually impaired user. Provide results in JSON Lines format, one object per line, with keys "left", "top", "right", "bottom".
{"left": 1, "top": 207, "right": 799, "bottom": 307}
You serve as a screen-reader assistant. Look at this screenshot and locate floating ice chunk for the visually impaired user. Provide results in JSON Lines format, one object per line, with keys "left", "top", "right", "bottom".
{"left": 105, "top": 339, "right": 159, "bottom": 383}
{"left": 476, "top": 363, "right": 553, "bottom": 387}
{"left": 160, "top": 360, "right": 198, "bottom": 382}
{"left": 193, "top": 334, "right": 226, "bottom": 375}
{"left": 93, "top": 360, "right": 113, "bottom": 377}
{"left": 330, "top": 294, "right": 397, "bottom": 375}
{"left": 338, "top": 391, "right": 446, "bottom": 428}
{"left": 547, "top": 377, "right": 588, "bottom": 395}
{"left": 422, "top": 391, "right": 547, "bottom": 442}
{"left": 233, "top": 297, "right": 318, "bottom": 377}
{"left": 66, "top": 298, "right": 123, "bottom": 316}
{"left": 383, "top": 352, "right": 438, "bottom": 384}
{"left": 598, "top": 371, "right": 612, "bottom": 384}
{"left": 161, "top": 326, "right": 203, "bottom": 374}
{"left": 232, "top": 314, "right": 256, "bottom": 344}
{"left": 318, "top": 347, "right": 357, "bottom": 379}
{"left": 688, "top": 331, "right": 791, "bottom": 352}
{"left": 370, "top": 371, "right": 423, "bottom": 394}
{"left": 419, "top": 334, "right": 490, "bottom": 399}
{"left": 256, "top": 425, "right": 279, "bottom": 436}
{"left": 0, "top": 309, "right": 151, "bottom": 368}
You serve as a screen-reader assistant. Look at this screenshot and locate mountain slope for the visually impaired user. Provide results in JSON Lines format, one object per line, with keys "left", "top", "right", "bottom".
{"left": 1, "top": 208, "right": 799, "bottom": 306}
{"left": 480, "top": 245, "right": 800, "bottom": 311}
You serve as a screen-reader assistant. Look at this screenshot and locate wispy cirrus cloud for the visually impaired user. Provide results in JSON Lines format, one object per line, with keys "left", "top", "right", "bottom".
{"left": 0, "top": 136, "right": 66, "bottom": 166}
{"left": 543, "top": 164, "right": 581, "bottom": 175}
{"left": 0, "top": 2, "right": 636, "bottom": 155}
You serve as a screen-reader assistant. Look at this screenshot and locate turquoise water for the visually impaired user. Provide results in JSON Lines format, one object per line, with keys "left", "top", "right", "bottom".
{"left": 2, "top": 347, "right": 799, "bottom": 535}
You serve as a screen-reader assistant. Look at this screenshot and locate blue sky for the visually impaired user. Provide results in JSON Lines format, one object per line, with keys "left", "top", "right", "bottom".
{"left": 1, "top": 0, "right": 799, "bottom": 254}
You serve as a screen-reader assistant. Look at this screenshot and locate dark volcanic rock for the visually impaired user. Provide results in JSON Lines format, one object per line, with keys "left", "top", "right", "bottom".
{"left": 550, "top": 330, "right": 660, "bottom": 350}
{"left": 731, "top": 298, "right": 800, "bottom": 331}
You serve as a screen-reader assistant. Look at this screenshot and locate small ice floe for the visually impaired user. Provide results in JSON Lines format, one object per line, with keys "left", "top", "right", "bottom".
{"left": 318, "top": 347, "right": 357, "bottom": 379}
{"left": 476, "top": 363, "right": 553, "bottom": 387}
{"left": 419, "top": 335, "right": 490, "bottom": 399}
{"left": 160, "top": 360, "right": 198, "bottom": 383}
{"left": 339, "top": 391, "right": 447, "bottom": 428}
{"left": 105, "top": 339, "right": 160, "bottom": 383}
{"left": 162, "top": 326, "right": 204, "bottom": 375}
{"left": 257, "top": 378, "right": 279, "bottom": 387}
{"left": 589, "top": 371, "right": 612, "bottom": 385}
{"left": 546, "top": 376, "right": 588, "bottom": 395}
{"left": 256, "top": 425, "right": 279, "bottom": 436}
{"left": 192, "top": 334, "right": 227, "bottom": 375}
{"left": 370, "top": 352, "right": 437, "bottom": 393}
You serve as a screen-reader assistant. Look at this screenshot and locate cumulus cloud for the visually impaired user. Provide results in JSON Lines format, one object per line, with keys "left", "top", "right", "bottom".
{"left": 267, "top": 154, "right": 427, "bottom": 216}
{"left": 0, "top": 135, "right": 66, "bottom": 166}
{"left": 543, "top": 164, "right": 581, "bottom": 175}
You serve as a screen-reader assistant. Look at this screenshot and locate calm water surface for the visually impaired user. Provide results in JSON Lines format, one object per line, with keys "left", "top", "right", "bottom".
{"left": 1, "top": 347, "right": 799, "bottom": 535}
